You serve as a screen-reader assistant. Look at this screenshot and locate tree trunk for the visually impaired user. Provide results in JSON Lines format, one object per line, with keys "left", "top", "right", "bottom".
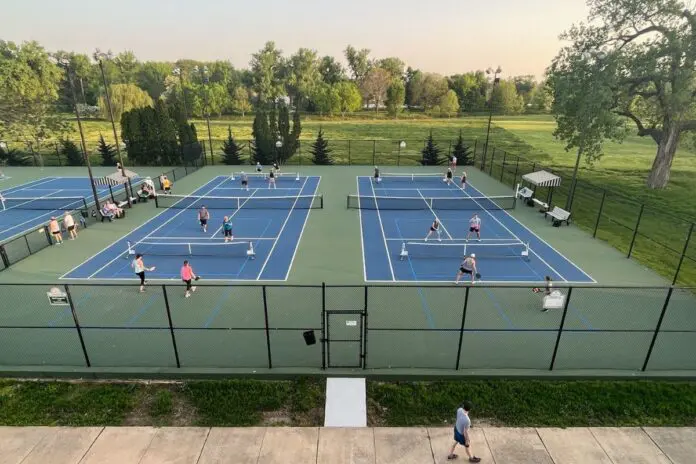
{"left": 646, "top": 124, "right": 680, "bottom": 189}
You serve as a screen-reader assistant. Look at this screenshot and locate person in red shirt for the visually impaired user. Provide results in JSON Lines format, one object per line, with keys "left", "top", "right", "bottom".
{"left": 180, "top": 260, "right": 198, "bottom": 298}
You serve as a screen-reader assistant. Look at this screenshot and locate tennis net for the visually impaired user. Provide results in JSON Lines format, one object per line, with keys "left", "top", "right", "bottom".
{"left": 379, "top": 173, "right": 445, "bottom": 182}
{"left": 230, "top": 172, "right": 300, "bottom": 180}
{"left": 0, "top": 196, "right": 88, "bottom": 211}
{"left": 401, "top": 241, "right": 530, "bottom": 260}
{"left": 128, "top": 240, "right": 255, "bottom": 258}
{"left": 156, "top": 194, "right": 323, "bottom": 210}
{"left": 346, "top": 194, "right": 515, "bottom": 210}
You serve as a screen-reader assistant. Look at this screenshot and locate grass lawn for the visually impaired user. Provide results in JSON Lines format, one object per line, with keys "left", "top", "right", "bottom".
{"left": 1, "top": 378, "right": 694, "bottom": 427}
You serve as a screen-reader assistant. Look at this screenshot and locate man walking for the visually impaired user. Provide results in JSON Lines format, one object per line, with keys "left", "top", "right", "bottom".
{"left": 448, "top": 401, "right": 481, "bottom": 462}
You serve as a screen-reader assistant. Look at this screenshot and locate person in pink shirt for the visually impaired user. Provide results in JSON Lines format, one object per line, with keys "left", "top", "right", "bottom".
{"left": 180, "top": 260, "right": 198, "bottom": 298}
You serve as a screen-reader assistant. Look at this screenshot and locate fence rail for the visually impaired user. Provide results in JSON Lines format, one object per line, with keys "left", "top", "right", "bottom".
{"left": 0, "top": 282, "right": 694, "bottom": 374}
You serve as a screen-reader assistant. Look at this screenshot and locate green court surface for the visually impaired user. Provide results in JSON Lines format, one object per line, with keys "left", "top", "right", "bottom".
{"left": 0, "top": 165, "right": 694, "bottom": 376}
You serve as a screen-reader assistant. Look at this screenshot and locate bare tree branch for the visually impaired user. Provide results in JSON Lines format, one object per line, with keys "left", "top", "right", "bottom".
{"left": 614, "top": 109, "right": 662, "bottom": 143}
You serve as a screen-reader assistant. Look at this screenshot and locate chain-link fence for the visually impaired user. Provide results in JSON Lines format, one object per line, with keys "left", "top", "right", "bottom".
{"left": 0, "top": 283, "right": 693, "bottom": 374}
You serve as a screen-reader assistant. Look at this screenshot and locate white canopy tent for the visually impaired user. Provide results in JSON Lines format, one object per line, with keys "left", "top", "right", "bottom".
{"left": 520, "top": 170, "right": 562, "bottom": 205}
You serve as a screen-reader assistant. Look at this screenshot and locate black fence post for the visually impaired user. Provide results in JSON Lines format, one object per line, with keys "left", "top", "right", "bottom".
{"left": 362, "top": 285, "right": 368, "bottom": 369}
{"left": 108, "top": 185, "right": 116, "bottom": 203}
{"left": 500, "top": 151, "right": 507, "bottom": 182}
{"left": 55, "top": 143, "right": 63, "bottom": 167}
{"left": 262, "top": 285, "right": 273, "bottom": 369}
{"left": 593, "top": 191, "right": 607, "bottom": 238}
{"left": 549, "top": 287, "right": 573, "bottom": 370}
{"left": 298, "top": 140, "right": 302, "bottom": 166}
{"left": 161, "top": 285, "right": 181, "bottom": 368}
{"left": 512, "top": 156, "right": 520, "bottom": 188}
{"left": 0, "top": 245, "right": 9, "bottom": 268}
{"left": 42, "top": 225, "right": 52, "bottom": 247}
{"left": 672, "top": 223, "right": 695, "bottom": 285}
{"left": 372, "top": 140, "right": 376, "bottom": 165}
{"left": 348, "top": 140, "right": 351, "bottom": 165}
{"left": 489, "top": 148, "right": 496, "bottom": 175}
{"left": 64, "top": 284, "right": 91, "bottom": 368}
{"left": 642, "top": 287, "right": 674, "bottom": 371}
{"left": 627, "top": 204, "right": 645, "bottom": 258}
{"left": 472, "top": 139, "right": 478, "bottom": 166}
{"left": 455, "top": 287, "right": 470, "bottom": 370}
{"left": 321, "top": 283, "right": 326, "bottom": 370}
{"left": 532, "top": 162, "right": 536, "bottom": 172}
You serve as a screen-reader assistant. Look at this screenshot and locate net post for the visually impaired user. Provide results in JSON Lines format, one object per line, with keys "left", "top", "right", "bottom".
{"left": 64, "top": 284, "right": 91, "bottom": 368}
{"left": 161, "top": 285, "right": 181, "bottom": 368}
{"left": 0, "top": 245, "right": 9, "bottom": 268}
{"left": 262, "top": 285, "right": 273, "bottom": 369}
{"left": 593, "top": 190, "right": 606, "bottom": 238}
{"left": 549, "top": 286, "right": 573, "bottom": 371}
{"left": 321, "top": 282, "right": 326, "bottom": 370}
{"left": 627, "top": 203, "right": 645, "bottom": 258}
{"left": 320, "top": 194, "right": 323, "bottom": 209}
{"left": 672, "top": 222, "right": 694, "bottom": 285}
{"left": 362, "top": 285, "right": 368, "bottom": 369}
{"left": 154, "top": 195, "right": 159, "bottom": 208}
{"left": 642, "top": 287, "right": 674, "bottom": 371}
{"left": 295, "top": 173, "right": 300, "bottom": 181}
{"left": 455, "top": 286, "right": 470, "bottom": 370}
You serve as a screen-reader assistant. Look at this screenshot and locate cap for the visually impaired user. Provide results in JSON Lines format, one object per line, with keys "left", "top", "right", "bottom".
{"left": 470, "top": 253, "right": 476, "bottom": 258}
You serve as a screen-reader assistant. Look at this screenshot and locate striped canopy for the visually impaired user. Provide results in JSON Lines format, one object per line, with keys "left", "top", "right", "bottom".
{"left": 96, "top": 169, "right": 139, "bottom": 186}
{"left": 521, "top": 170, "right": 561, "bottom": 187}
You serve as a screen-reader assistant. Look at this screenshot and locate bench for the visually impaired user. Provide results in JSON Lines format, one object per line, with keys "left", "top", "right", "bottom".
{"left": 544, "top": 206, "right": 571, "bottom": 226}
{"left": 533, "top": 198, "right": 549, "bottom": 212}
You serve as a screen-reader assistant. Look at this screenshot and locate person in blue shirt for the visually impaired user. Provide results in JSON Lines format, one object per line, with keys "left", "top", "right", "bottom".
{"left": 222, "top": 216, "right": 234, "bottom": 242}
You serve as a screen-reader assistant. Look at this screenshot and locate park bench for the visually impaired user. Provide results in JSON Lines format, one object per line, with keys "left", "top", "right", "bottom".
{"left": 544, "top": 206, "right": 571, "bottom": 226}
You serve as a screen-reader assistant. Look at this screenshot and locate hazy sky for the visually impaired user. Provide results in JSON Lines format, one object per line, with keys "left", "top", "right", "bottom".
{"left": 3, "top": 0, "right": 589, "bottom": 79}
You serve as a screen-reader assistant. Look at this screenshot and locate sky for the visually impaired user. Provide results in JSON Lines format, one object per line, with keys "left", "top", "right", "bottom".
{"left": 3, "top": 0, "right": 590, "bottom": 79}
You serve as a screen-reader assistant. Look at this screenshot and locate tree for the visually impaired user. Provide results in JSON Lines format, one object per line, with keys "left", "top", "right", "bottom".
{"left": 360, "top": 68, "right": 391, "bottom": 111}
{"left": 421, "top": 131, "right": 442, "bottom": 166}
{"left": 512, "top": 75, "right": 536, "bottom": 104}
{"left": 137, "top": 62, "right": 173, "bottom": 100}
{"left": 491, "top": 80, "right": 524, "bottom": 115}
{"left": 377, "top": 57, "right": 405, "bottom": 81}
{"left": 419, "top": 73, "right": 449, "bottom": 110}
{"left": 452, "top": 130, "right": 473, "bottom": 166}
{"left": 309, "top": 82, "right": 340, "bottom": 115}
{"left": 335, "top": 81, "right": 362, "bottom": 116}
{"left": 319, "top": 56, "right": 345, "bottom": 84}
{"left": 405, "top": 68, "right": 423, "bottom": 108}
{"left": 0, "top": 146, "right": 31, "bottom": 166}
{"left": 448, "top": 72, "right": 488, "bottom": 112}
{"left": 231, "top": 86, "right": 252, "bottom": 116}
{"left": 98, "top": 83, "right": 153, "bottom": 121}
{"left": 252, "top": 111, "right": 273, "bottom": 164}
{"left": 435, "top": 90, "right": 460, "bottom": 117}
{"left": 286, "top": 48, "right": 320, "bottom": 108}
{"left": 250, "top": 41, "right": 285, "bottom": 104}
{"left": 97, "top": 133, "right": 116, "bottom": 166}
{"left": 114, "top": 51, "right": 140, "bottom": 84}
{"left": 60, "top": 139, "right": 84, "bottom": 166}
{"left": 344, "top": 46, "right": 371, "bottom": 83}
{"left": 549, "top": 0, "right": 696, "bottom": 188}
{"left": 311, "top": 128, "right": 333, "bottom": 165}
{"left": 154, "top": 100, "right": 181, "bottom": 165}
{"left": 528, "top": 81, "right": 553, "bottom": 112}
{"left": 221, "top": 126, "right": 244, "bottom": 165}
{"left": 386, "top": 80, "right": 406, "bottom": 118}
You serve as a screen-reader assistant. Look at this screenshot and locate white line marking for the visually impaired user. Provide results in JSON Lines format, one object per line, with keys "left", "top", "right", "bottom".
{"left": 146, "top": 236, "right": 277, "bottom": 241}
{"left": 357, "top": 176, "right": 368, "bottom": 282}
{"left": 208, "top": 188, "right": 259, "bottom": 238}
{"left": 417, "top": 188, "right": 453, "bottom": 240}
{"left": 284, "top": 176, "right": 321, "bottom": 280}
{"left": 369, "top": 177, "right": 396, "bottom": 281}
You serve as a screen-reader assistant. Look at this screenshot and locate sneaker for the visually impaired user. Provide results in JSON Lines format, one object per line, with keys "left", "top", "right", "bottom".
{"left": 541, "top": 308, "right": 549, "bottom": 312}
{"left": 192, "top": 286, "right": 197, "bottom": 292}
{"left": 469, "top": 457, "right": 481, "bottom": 463}
{"left": 438, "top": 237, "right": 442, "bottom": 242}
{"left": 185, "top": 292, "right": 190, "bottom": 298}
{"left": 447, "top": 454, "right": 458, "bottom": 460}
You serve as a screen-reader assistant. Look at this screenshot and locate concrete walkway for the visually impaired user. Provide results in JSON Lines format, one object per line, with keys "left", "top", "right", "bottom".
{"left": 1, "top": 426, "right": 694, "bottom": 463}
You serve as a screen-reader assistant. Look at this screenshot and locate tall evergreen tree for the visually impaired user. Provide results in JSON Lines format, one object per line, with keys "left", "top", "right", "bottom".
{"left": 310, "top": 128, "right": 333, "bottom": 165}
{"left": 420, "top": 131, "right": 442, "bottom": 166}
{"left": 451, "top": 130, "right": 473, "bottom": 166}
{"left": 60, "top": 138, "right": 84, "bottom": 166}
{"left": 0, "top": 146, "right": 31, "bottom": 166}
{"left": 154, "top": 100, "right": 180, "bottom": 165}
{"left": 252, "top": 111, "right": 274, "bottom": 164}
{"left": 97, "top": 133, "right": 116, "bottom": 166}
{"left": 221, "top": 126, "right": 244, "bottom": 165}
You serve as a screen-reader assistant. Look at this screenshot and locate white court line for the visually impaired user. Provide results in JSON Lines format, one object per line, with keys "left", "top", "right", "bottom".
{"left": 386, "top": 237, "right": 519, "bottom": 242}
{"left": 365, "top": 279, "right": 594, "bottom": 284}
{"left": 284, "top": 176, "right": 321, "bottom": 280}
{"left": 86, "top": 176, "right": 233, "bottom": 278}
{"left": 417, "top": 188, "right": 453, "bottom": 240}
{"left": 208, "top": 188, "right": 259, "bottom": 238}
{"left": 0, "top": 177, "right": 58, "bottom": 195}
{"left": 357, "top": 176, "right": 368, "bottom": 282}
{"left": 60, "top": 176, "right": 227, "bottom": 279}
{"left": 256, "top": 177, "right": 309, "bottom": 280}
{"left": 146, "top": 236, "right": 277, "bottom": 241}
{"left": 61, "top": 277, "right": 287, "bottom": 282}
{"left": 369, "top": 177, "right": 396, "bottom": 281}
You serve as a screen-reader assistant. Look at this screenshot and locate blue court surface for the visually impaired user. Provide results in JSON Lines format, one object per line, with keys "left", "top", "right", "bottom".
{"left": 62, "top": 174, "right": 321, "bottom": 281}
{"left": 0, "top": 177, "right": 126, "bottom": 243}
{"left": 356, "top": 174, "right": 595, "bottom": 283}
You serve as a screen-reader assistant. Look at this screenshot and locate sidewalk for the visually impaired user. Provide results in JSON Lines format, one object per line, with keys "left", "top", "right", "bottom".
{"left": 1, "top": 426, "right": 694, "bottom": 463}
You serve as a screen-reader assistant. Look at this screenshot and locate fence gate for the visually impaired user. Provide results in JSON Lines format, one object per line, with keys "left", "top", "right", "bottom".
{"left": 325, "top": 310, "right": 365, "bottom": 368}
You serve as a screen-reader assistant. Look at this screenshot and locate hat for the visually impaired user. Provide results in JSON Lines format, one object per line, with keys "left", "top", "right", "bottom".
{"left": 470, "top": 253, "right": 476, "bottom": 258}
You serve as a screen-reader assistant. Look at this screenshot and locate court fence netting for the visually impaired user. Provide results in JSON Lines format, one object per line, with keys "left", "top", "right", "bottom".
{"left": 0, "top": 282, "right": 694, "bottom": 375}
{"left": 0, "top": 163, "right": 202, "bottom": 272}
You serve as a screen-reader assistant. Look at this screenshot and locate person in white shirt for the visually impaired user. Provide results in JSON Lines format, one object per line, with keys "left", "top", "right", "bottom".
{"left": 63, "top": 211, "right": 77, "bottom": 240}
{"left": 466, "top": 214, "right": 482, "bottom": 241}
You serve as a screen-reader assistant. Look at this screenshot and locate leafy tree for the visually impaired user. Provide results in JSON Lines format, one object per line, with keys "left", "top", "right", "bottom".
{"left": 529, "top": 81, "right": 552, "bottom": 112}
{"left": 335, "top": 81, "right": 362, "bottom": 116}
{"left": 405, "top": 68, "right": 423, "bottom": 108}
{"left": 286, "top": 48, "right": 320, "bottom": 108}
{"left": 448, "top": 72, "right": 487, "bottom": 112}
{"left": 114, "top": 51, "right": 140, "bottom": 84}
{"left": 434, "top": 90, "right": 459, "bottom": 117}
{"left": 231, "top": 87, "right": 252, "bottom": 116}
{"left": 491, "top": 80, "right": 524, "bottom": 115}
{"left": 309, "top": 82, "right": 340, "bottom": 115}
{"left": 452, "top": 130, "right": 473, "bottom": 166}
{"left": 97, "top": 83, "right": 153, "bottom": 121}
{"left": 386, "top": 80, "right": 406, "bottom": 118}
{"left": 361, "top": 68, "right": 391, "bottom": 111}
{"left": 154, "top": 100, "right": 180, "bottom": 165}
{"left": 344, "top": 46, "right": 372, "bottom": 83}
{"left": 221, "top": 126, "right": 245, "bottom": 165}
{"left": 549, "top": 0, "right": 696, "bottom": 189}
{"left": 512, "top": 75, "right": 536, "bottom": 104}
{"left": 311, "top": 128, "right": 333, "bottom": 165}
{"left": 274, "top": 104, "right": 302, "bottom": 162}
{"left": 421, "top": 131, "right": 442, "bottom": 166}
{"left": 252, "top": 111, "right": 274, "bottom": 164}
{"left": 319, "top": 56, "right": 345, "bottom": 84}
{"left": 137, "top": 62, "right": 173, "bottom": 100}
{"left": 377, "top": 57, "right": 405, "bottom": 81}
{"left": 250, "top": 41, "right": 285, "bottom": 104}
{"left": 97, "top": 133, "right": 116, "bottom": 166}
{"left": 0, "top": 146, "right": 31, "bottom": 166}
{"left": 418, "top": 73, "right": 449, "bottom": 110}
{"left": 60, "top": 138, "right": 84, "bottom": 166}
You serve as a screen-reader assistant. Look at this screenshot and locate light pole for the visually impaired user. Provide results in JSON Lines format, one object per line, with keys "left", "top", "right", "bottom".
{"left": 193, "top": 65, "right": 215, "bottom": 165}
{"left": 275, "top": 140, "right": 282, "bottom": 164}
{"left": 398, "top": 140, "right": 406, "bottom": 165}
{"left": 94, "top": 49, "right": 126, "bottom": 177}
{"left": 57, "top": 57, "right": 101, "bottom": 211}
{"left": 482, "top": 66, "right": 502, "bottom": 171}
{"left": 172, "top": 67, "right": 188, "bottom": 120}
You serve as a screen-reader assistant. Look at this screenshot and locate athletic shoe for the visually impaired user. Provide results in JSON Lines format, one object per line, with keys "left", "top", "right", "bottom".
{"left": 192, "top": 286, "right": 197, "bottom": 292}
{"left": 447, "top": 454, "right": 458, "bottom": 460}
{"left": 185, "top": 292, "right": 190, "bottom": 298}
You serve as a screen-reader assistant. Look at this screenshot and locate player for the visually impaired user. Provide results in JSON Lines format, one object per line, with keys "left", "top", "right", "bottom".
{"left": 268, "top": 168, "right": 277, "bottom": 189}
{"left": 180, "top": 260, "right": 198, "bottom": 298}
{"left": 424, "top": 218, "right": 442, "bottom": 242}
{"left": 445, "top": 168, "right": 453, "bottom": 185}
{"left": 240, "top": 171, "right": 249, "bottom": 191}
{"left": 198, "top": 206, "right": 210, "bottom": 233}
{"left": 256, "top": 161, "right": 263, "bottom": 173}
{"left": 373, "top": 166, "right": 381, "bottom": 184}
{"left": 460, "top": 170, "right": 468, "bottom": 189}
{"left": 48, "top": 216, "right": 63, "bottom": 245}
{"left": 161, "top": 175, "right": 172, "bottom": 194}
{"left": 222, "top": 216, "right": 234, "bottom": 242}
{"left": 466, "top": 214, "right": 481, "bottom": 241}
{"left": 63, "top": 211, "right": 77, "bottom": 240}
{"left": 451, "top": 154, "right": 458, "bottom": 170}
{"left": 455, "top": 254, "right": 477, "bottom": 285}
{"left": 131, "top": 253, "right": 155, "bottom": 293}
{"left": 0, "top": 193, "right": 5, "bottom": 210}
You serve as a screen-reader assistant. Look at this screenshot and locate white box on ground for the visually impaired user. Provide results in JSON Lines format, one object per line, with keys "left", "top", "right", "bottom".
{"left": 324, "top": 378, "right": 367, "bottom": 427}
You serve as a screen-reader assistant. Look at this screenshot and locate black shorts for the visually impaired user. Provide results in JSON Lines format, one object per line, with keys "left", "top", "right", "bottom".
{"left": 136, "top": 271, "right": 145, "bottom": 284}
{"left": 469, "top": 227, "right": 479, "bottom": 233}
{"left": 200, "top": 219, "right": 208, "bottom": 226}
{"left": 224, "top": 229, "right": 232, "bottom": 237}
{"left": 52, "top": 230, "right": 61, "bottom": 236}
{"left": 459, "top": 267, "right": 473, "bottom": 275}
{"left": 67, "top": 225, "right": 75, "bottom": 231}
{"left": 256, "top": 168, "right": 262, "bottom": 172}
{"left": 461, "top": 177, "right": 467, "bottom": 183}
{"left": 183, "top": 279, "right": 192, "bottom": 290}
{"left": 241, "top": 180, "right": 248, "bottom": 186}
{"left": 430, "top": 227, "right": 438, "bottom": 232}
{"left": 447, "top": 174, "right": 453, "bottom": 179}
